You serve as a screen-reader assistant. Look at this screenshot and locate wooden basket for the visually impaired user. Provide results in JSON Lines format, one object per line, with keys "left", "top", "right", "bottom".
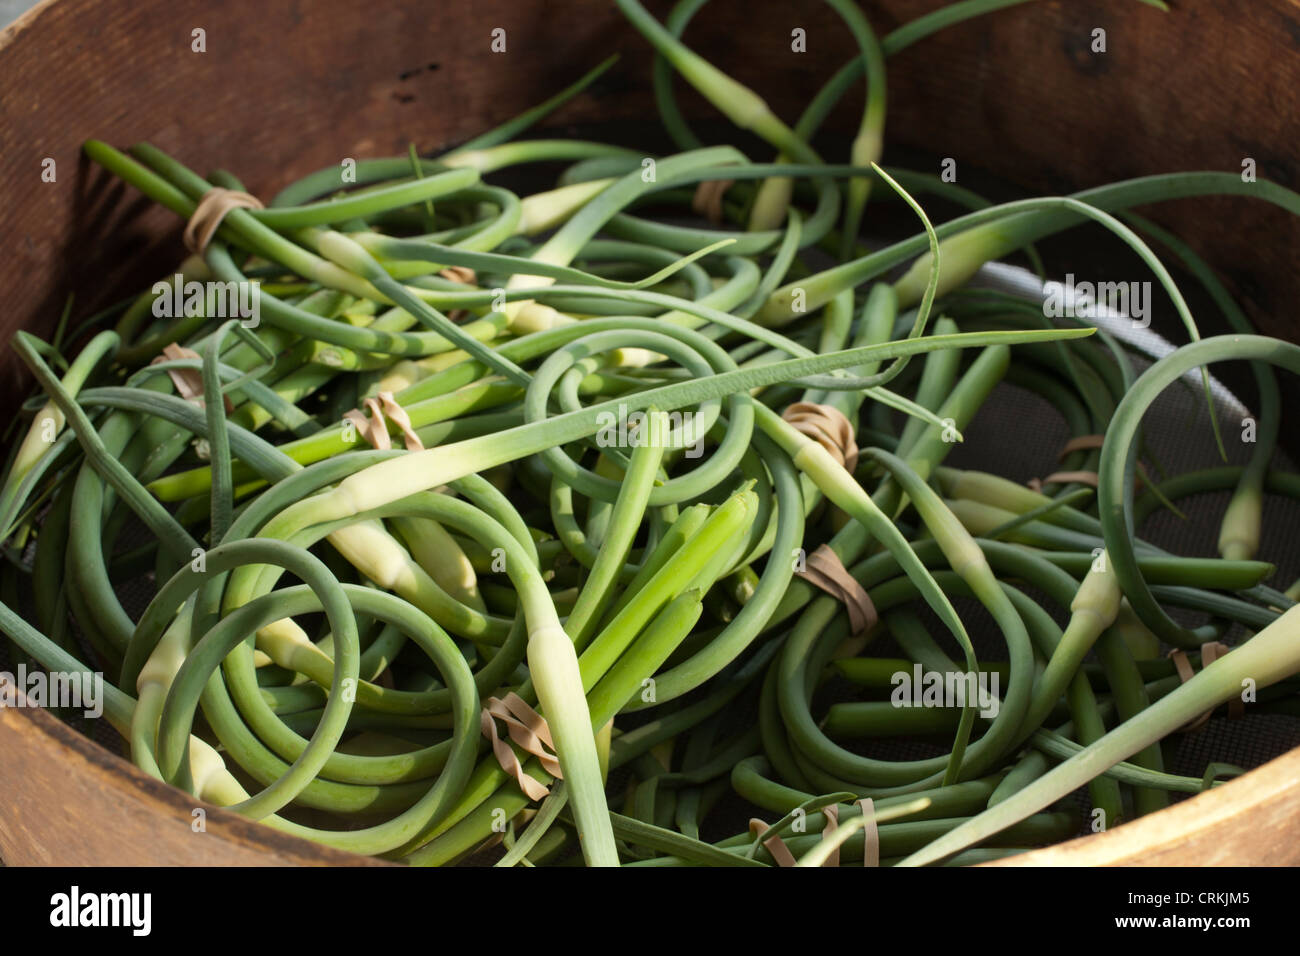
{"left": 1, "top": 0, "right": 1297, "bottom": 866}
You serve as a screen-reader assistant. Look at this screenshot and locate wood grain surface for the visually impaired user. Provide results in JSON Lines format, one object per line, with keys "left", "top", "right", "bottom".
{"left": 0, "top": 695, "right": 389, "bottom": 865}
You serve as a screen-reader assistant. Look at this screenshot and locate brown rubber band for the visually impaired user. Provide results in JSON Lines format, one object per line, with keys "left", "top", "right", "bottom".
{"left": 480, "top": 708, "right": 549, "bottom": 801}
{"left": 1029, "top": 469, "right": 1148, "bottom": 496}
{"left": 376, "top": 392, "right": 424, "bottom": 450}
{"left": 438, "top": 266, "right": 477, "bottom": 286}
{"left": 691, "top": 178, "right": 734, "bottom": 225}
{"left": 153, "top": 343, "right": 204, "bottom": 400}
{"left": 481, "top": 693, "right": 563, "bottom": 801}
{"left": 1027, "top": 470, "right": 1100, "bottom": 492}
{"left": 343, "top": 393, "right": 424, "bottom": 451}
{"left": 1058, "top": 434, "right": 1106, "bottom": 459}
{"left": 782, "top": 401, "right": 859, "bottom": 472}
{"left": 750, "top": 801, "right": 876, "bottom": 867}
{"left": 1026, "top": 434, "right": 1106, "bottom": 489}
{"left": 440, "top": 267, "right": 476, "bottom": 323}
{"left": 821, "top": 803, "right": 840, "bottom": 867}
{"left": 795, "top": 543, "right": 878, "bottom": 637}
{"left": 1168, "top": 642, "right": 1240, "bottom": 731}
{"left": 488, "top": 693, "right": 563, "bottom": 777}
{"left": 183, "top": 188, "right": 265, "bottom": 255}
{"left": 859, "top": 798, "right": 879, "bottom": 867}
{"left": 150, "top": 343, "right": 234, "bottom": 413}
{"left": 344, "top": 398, "right": 392, "bottom": 451}
{"left": 748, "top": 818, "right": 797, "bottom": 867}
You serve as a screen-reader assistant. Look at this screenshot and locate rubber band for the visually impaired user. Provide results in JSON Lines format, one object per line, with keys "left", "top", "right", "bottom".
{"left": 748, "top": 818, "right": 797, "bottom": 867}
{"left": 795, "top": 543, "right": 878, "bottom": 637}
{"left": 859, "top": 797, "right": 879, "bottom": 867}
{"left": 782, "top": 401, "right": 859, "bottom": 472}
{"left": 488, "top": 693, "right": 563, "bottom": 777}
{"left": 480, "top": 709, "right": 549, "bottom": 801}
{"left": 1027, "top": 470, "right": 1099, "bottom": 492}
{"left": 438, "top": 266, "right": 477, "bottom": 285}
{"left": 343, "top": 392, "right": 424, "bottom": 451}
{"left": 751, "top": 799, "right": 878, "bottom": 867}
{"left": 150, "top": 343, "right": 234, "bottom": 413}
{"left": 183, "top": 188, "right": 264, "bottom": 255}
{"left": 1058, "top": 434, "right": 1105, "bottom": 459}
{"left": 1167, "top": 642, "right": 1242, "bottom": 731}
{"left": 481, "top": 692, "right": 563, "bottom": 801}
{"left": 691, "top": 178, "right": 734, "bottom": 225}
{"left": 821, "top": 803, "right": 840, "bottom": 867}
{"left": 376, "top": 392, "right": 425, "bottom": 450}
{"left": 440, "top": 267, "right": 476, "bottom": 323}
{"left": 153, "top": 343, "right": 204, "bottom": 400}
{"left": 344, "top": 398, "right": 392, "bottom": 450}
